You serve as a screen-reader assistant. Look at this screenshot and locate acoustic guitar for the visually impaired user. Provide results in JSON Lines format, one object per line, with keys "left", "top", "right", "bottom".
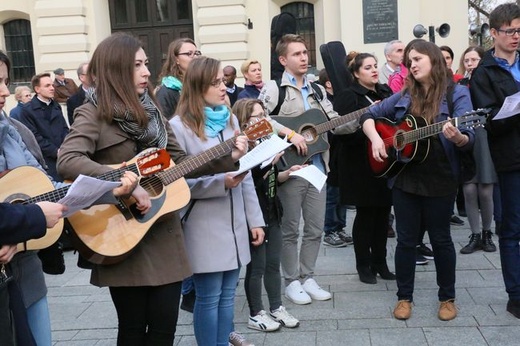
{"left": 270, "top": 106, "right": 368, "bottom": 169}
{"left": 67, "top": 119, "right": 273, "bottom": 265}
{"left": 367, "top": 110, "right": 489, "bottom": 178}
{"left": 0, "top": 148, "right": 171, "bottom": 252}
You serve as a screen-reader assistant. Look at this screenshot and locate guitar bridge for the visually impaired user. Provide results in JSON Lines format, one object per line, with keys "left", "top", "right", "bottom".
{"left": 115, "top": 198, "right": 133, "bottom": 221}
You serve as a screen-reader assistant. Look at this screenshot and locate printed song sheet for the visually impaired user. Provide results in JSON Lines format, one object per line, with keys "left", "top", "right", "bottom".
{"left": 494, "top": 91, "right": 520, "bottom": 120}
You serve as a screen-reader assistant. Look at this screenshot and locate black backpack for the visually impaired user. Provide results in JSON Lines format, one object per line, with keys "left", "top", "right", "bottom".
{"left": 270, "top": 79, "right": 324, "bottom": 116}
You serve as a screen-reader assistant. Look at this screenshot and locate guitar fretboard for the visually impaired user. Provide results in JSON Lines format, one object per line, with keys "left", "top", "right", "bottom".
{"left": 402, "top": 118, "right": 453, "bottom": 144}
{"left": 23, "top": 163, "right": 140, "bottom": 205}
{"left": 314, "top": 106, "right": 370, "bottom": 135}
{"left": 156, "top": 138, "right": 235, "bottom": 185}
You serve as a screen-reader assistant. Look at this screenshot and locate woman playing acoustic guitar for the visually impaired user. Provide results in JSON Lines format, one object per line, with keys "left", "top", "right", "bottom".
{"left": 57, "top": 33, "right": 248, "bottom": 345}
{"left": 361, "top": 40, "right": 475, "bottom": 321}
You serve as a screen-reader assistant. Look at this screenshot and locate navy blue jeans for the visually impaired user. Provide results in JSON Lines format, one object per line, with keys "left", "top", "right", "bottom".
{"left": 498, "top": 172, "right": 520, "bottom": 300}
{"left": 324, "top": 184, "right": 347, "bottom": 235}
{"left": 393, "top": 188, "right": 456, "bottom": 302}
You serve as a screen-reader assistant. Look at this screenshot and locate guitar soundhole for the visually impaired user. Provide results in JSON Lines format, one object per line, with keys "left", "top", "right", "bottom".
{"left": 3, "top": 193, "right": 29, "bottom": 204}
{"left": 301, "top": 125, "right": 317, "bottom": 144}
{"left": 394, "top": 131, "right": 405, "bottom": 150}
{"left": 140, "top": 176, "right": 163, "bottom": 197}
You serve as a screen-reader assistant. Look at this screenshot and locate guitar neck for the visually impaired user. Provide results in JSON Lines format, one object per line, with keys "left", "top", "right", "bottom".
{"left": 403, "top": 118, "right": 452, "bottom": 145}
{"left": 156, "top": 138, "right": 235, "bottom": 185}
{"left": 314, "top": 106, "right": 370, "bottom": 135}
{"left": 23, "top": 162, "right": 140, "bottom": 205}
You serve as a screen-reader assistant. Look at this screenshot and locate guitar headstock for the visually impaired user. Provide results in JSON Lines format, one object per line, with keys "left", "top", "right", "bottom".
{"left": 454, "top": 108, "right": 490, "bottom": 130}
{"left": 243, "top": 118, "right": 273, "bottom": 141}
{"left": 136, "top": 148, "right": 171, "bottom": 177}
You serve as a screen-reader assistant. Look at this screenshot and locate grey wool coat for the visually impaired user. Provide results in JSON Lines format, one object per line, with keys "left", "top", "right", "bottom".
{"left": 57, "top": 102, "right": 238, "bottom": 287}
{"left": 169, "top": 115, "right": 265, "bottom": 274}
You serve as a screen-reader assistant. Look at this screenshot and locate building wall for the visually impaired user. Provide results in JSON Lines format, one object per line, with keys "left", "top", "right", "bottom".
{"left": 1, "top": 0, "right": 470, "bottom": 113}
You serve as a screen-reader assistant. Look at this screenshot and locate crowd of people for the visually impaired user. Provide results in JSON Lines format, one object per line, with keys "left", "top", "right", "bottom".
{"left": 3, "top": 2, "right": 520, "bottom": 345}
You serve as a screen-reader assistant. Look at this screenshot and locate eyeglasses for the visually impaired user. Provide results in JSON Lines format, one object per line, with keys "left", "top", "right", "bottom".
{"left": 250, "top": 111, "right": 265, "bottom": 118}
{"left": 178, "top": 50, "right": 202, "bottom": 58}
{"left": 210, "top": 77, "right": 226, "bottom": 87}
{"left": 497, "top": 28, "right": 520, "bottom": 36}
{"left": 463, "top": 58, "right": 481, "bottom": 64}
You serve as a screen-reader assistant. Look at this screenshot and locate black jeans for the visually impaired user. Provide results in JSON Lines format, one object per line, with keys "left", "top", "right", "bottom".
{"left": 109, "top": 282, "right": 182, "bottom": 346}
{"left": 393, "top": 188, "right": 456, "bottom": 302}
{"left": 352, "top": 206, "right": 391, "bottom": 267}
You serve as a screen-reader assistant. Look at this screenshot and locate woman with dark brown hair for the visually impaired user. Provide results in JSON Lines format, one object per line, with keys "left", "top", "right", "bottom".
{"left": 57, "top": 32, "right": 246, "bottom": 345}
{"left": 156, "top": 38, "right": 201, "bottom": 119}
{"left": 333, "top": 51, "right": 395, "bottom": 285}
{"left": 362, "top": 40, "right": 475, "bottom": 321}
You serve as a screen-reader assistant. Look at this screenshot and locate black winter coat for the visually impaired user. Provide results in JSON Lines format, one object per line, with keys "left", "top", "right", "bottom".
{"left": 333, "top": 83, "right": 393, "bottom": 207}
{"left": 470, "top": 49, "right": 520, "bottom": 173}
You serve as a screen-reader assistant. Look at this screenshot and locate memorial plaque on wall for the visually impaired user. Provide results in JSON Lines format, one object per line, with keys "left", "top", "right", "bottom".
{"left": 363, "top": 0, "right": 398, "bottom": 44}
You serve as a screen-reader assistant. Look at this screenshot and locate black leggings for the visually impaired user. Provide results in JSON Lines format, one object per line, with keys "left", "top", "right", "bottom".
{"left": 109, "top": 282, "right": 182, "bottom": 346}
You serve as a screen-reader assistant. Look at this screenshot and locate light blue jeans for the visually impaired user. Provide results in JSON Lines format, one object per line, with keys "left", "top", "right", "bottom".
{"left": 27, "top": 295, "right": 52, "bottom": 346}
{"left": 193, "top": 268, "right": 240, "bottom": 346}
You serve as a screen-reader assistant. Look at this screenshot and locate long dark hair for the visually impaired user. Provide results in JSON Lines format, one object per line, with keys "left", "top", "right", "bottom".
{"left": 403, "top": 40, "right": 449, "bottom": 123}
{"left": 88, "top": 32, "right": 153, "bottom": 126}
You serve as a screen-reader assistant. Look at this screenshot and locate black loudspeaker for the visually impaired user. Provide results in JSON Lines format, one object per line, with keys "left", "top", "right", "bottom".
{"left": 469, "top": 23, "right": 489, "bottom": 36}
{"left": 413, "top": 24, "right": 428, "bottom": 38}
{"left": 437, "top": 23, "right": 451, "bottom": 38}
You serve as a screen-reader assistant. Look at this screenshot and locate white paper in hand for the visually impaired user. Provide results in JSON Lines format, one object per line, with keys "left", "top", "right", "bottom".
{"left": 289, "top": 165, "right": 327, "bottom": 192}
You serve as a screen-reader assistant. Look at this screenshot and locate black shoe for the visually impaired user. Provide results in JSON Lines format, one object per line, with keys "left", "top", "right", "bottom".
{"left": 371, "top": 263, "right": 396, "bottom": 280}
{"left": 460, "top": 233, "right": 482, "bottom": 254}
{"left": 450, "top": 215, "right": 465, "bottom": 226}
{"left": 481, "top": 230, "right": 497, "bottom": 252}
{"left": 357, "top": 266, "right": 377, "bottom": 284}
{"left": 387, "top": 226, "right": 396, "bottom": 238}
{"left": 416, "top": 251, "right": 429, "bottom": 265}
{"left": 507, "top": 299, "right": 520, "bottom": 319}
{"left": 180, "top": 290, "right": 195, "bottom": 313}
{"left": 417, "top": 243, "right": 434, "bottom": 259}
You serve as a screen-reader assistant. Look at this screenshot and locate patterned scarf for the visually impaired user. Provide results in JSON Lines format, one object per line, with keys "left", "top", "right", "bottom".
{"left": 204, "top": 105, "right": 230, "bottom": 138}
{"left": 85, "top": 87, "right": 167, "bottom": 151}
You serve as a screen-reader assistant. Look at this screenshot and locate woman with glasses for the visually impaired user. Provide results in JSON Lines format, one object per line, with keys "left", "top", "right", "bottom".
{"left": 457, "top": 46, "right": 485, "bottom": 86}
{"left": 233, "top": 98, "right": 301, "bottom": 333}
{"left": 237, "top": 59, "right": 264, "bottom": 100}
{"left": 9, "top": 86, "right": 32, "bottom": 120}
{"left": 156, "top": 38, "right": 201, "bottom": 119}
{"left": 169, "top": 56, "right": 265, "bottom": 346}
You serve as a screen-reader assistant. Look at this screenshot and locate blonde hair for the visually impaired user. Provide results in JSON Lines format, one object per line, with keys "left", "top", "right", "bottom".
{"left": 14, "top": 86, "right": 31, "bottom": 101}
{"left": 240, "top": 59, "right": 261, "bottom": 78}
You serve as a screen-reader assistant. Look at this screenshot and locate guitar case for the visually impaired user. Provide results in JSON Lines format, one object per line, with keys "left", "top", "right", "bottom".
{"left": 270, "top": 12, "right": 297, "bottom": 80}
{"left": 319, "top": 41, "right": 353, "bottom": 95}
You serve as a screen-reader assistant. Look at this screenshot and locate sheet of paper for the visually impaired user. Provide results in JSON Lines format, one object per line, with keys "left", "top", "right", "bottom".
{"left": 494, "top": 91, "right": 520, "bottom": 120}
{"left": 231, "top": 135, "right": 292, "bottom": 176}
{"left": 289, "top": 165, "right": 327, "bottom": 192}
{"left": 58, "top": 174, "right": 121, "bottom": 217}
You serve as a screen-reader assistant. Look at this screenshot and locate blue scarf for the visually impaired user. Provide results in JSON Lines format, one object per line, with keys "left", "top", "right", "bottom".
{"left": 204, "top": 105, "right": 230, "bottom": 138}
{"left": 162, "top": 76, "right": 183, "bottom": 91}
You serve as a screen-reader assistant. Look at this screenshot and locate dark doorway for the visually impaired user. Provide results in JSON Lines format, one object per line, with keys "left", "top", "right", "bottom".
{"left": 108, "top": 0, "right": 194, "bottom": 83}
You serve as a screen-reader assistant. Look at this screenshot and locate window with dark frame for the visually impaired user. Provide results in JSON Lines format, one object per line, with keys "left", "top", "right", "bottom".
{"left": 281, "top": 2, "right": 317, "bottom": 70}
{"left": 3, "top": 19, "right": 35, "bottom": 87}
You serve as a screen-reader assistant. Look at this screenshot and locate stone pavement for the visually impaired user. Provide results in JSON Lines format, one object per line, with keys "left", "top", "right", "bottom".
{"left": 46, "top": 211, "right": 520, "bottom": 345}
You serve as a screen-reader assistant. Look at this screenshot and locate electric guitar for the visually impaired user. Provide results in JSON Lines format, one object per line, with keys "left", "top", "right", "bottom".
{"left": 270, "top": 107, "right": 368, "bottom": 169}
{"left": 67, "top": 119, "right": 273, "bottom": 265}
{"left": 368, "top": 110, "right": 489, "bottom": 178}
{"left": 0, "top": 148, "right": 171, "bottom": 252}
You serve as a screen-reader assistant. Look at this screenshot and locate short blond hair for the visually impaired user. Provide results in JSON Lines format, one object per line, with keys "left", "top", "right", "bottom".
{"left": 240, "top": 59, "right": 261, "bottom": 77}
{"left": 14, "top": 86, "right": 31, "bottom": 101}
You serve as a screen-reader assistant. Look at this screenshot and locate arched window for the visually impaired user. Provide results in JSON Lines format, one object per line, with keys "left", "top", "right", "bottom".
{"left": 4, "top": 19, "right": 35, "bottom": 86}
{"left": 282, "top": 2, "right": 316, "bottom": 70}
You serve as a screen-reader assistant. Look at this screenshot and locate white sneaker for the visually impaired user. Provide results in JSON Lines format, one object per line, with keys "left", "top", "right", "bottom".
{"left": 248, "top": 310, "right": 281, "bottom": 332}
{"left": 284, "top": 280, "right": 312, "bottom": 305}
{"left": 229, "top": 331, "right": 255, "bottom": 346}
{"left": 302, "top": 278, "right": 332, "bottom": 301}
{"left": 270, "top": 305, "right": 300, "bottom": 328}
